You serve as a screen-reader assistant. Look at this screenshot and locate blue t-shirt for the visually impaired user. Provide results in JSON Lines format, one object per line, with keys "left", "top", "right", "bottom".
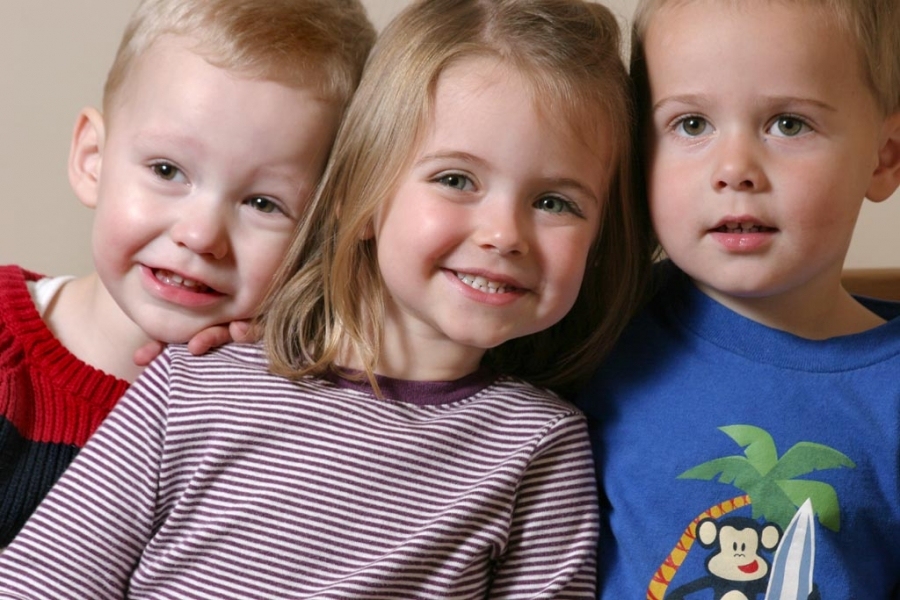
{"left": 577, "top": 265, "right": 900, "bottom": 599}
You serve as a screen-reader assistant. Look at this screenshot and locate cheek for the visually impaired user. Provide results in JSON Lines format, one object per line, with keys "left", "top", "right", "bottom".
{"left": 546, "top": 233, "right": 594, "bottom": 304}
{"left": 778, "top": 175, "right": 856, "bottom": 240}
{"left": 91, "top": 189, "right": 163, "bottom": 251}
{"left": 238, "top": 236, "right": 295, "bottom": 300}
{"left": 378, "top": 202, "right": 461, "bottom": 262}
{"left": 648, "top": 197, "right": 681, "bottom": 244}
{"left": 91, "top": 207, "right": 146, "bottom": 270}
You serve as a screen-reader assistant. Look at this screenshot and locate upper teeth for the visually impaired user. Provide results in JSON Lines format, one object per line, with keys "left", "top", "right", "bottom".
{"left": 155, "top": 269, "right": 204, "bottom": 290}
{"left": 723, "top": 221, "right": 764, "bottom": 233}
{"left": 457, "top": 272, "right": 511, "bottom": 294}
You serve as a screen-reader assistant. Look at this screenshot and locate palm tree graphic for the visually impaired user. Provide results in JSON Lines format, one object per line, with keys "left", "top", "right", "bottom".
{"left": 647, "top": 425, "right": 854, "bottom": 600}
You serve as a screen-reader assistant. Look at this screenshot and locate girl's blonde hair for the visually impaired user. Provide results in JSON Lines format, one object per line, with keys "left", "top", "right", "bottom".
{"left": 103, "top": 0, "right": 376, "bottom": 115}
{"left": 263, "top": 0, "right": 653, "bottom": 396}
{"left": 631, "top": 0, "right": 900, "bottom": 116}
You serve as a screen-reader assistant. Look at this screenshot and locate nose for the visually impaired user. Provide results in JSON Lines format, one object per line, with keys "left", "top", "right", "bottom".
{"left": 473, "top": 200, "right": 529, "bottom": 257}
{"left": 169, "top": 199, "right": 231, "bottom": 260}
{"left": 711, "top": 132, "right": 768, "bottom": 192}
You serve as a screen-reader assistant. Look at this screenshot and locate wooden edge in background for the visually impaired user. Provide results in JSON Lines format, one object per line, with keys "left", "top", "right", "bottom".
{"left": 842, "top": 268, "right": 900, "bottom": 301}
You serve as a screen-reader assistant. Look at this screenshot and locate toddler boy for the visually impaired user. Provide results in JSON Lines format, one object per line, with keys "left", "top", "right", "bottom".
{"left": 0, "top": 0, "right": 374, "bottom": 547}
{"left": 577, "top": 0, "right": 900, "bottom": 597}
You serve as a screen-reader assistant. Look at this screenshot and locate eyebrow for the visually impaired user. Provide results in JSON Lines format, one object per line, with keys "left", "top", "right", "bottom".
{"left": 653, "top": 94, "right": 838, "bottom": 114}
{"left": 132, "top": 130, "right": 205, "bottom": 156}
{"left": 416, "top": 150, "right": 602, "bottom": 204}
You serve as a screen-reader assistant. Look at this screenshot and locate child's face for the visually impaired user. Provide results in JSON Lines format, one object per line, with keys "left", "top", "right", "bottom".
{"left": 370, "top": 57, "right": 608, "bottom": 379}
{"left": 83, "top": 36, "right": 339, "bottom": 343}
{"left": 643, "top": 0, "right": 891, "bottom": 305}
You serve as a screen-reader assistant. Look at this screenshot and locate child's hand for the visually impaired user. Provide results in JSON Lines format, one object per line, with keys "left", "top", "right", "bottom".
{"left": 132, "top": 321, "right": 258, "bottom": 367}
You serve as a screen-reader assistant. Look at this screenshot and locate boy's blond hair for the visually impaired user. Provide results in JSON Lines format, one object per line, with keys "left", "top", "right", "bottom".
{"left": 631, "top": 0, "right": 900, "bottom": 115}
{"left": 103, "top": 0, "right": 376, "bottom": 115}
{"left": 262, "top": 0, "right": 653, "bottom": 395}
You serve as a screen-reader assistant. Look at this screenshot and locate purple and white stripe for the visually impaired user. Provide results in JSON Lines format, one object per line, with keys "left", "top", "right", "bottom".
{"left": 0, "top": 344, "right": 598, "bottom": 599}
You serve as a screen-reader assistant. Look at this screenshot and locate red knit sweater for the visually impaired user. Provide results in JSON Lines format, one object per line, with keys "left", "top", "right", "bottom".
{"left": 0, "top": 264, "right": 130, "bottom": 545}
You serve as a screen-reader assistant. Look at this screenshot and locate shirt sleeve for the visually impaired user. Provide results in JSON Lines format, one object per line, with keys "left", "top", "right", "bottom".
{"left": 0, "top": 352, "right": 174, "bottom": 599}
{"left": 489, "top": 412, "right": 599, "bottom": 599}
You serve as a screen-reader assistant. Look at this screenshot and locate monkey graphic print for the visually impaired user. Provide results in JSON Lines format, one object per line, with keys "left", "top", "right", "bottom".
{"left": 576, "top": 266, "right": 900, "bottom": 599}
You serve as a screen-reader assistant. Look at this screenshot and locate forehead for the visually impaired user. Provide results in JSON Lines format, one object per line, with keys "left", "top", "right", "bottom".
{"left": 645, "top": 0, "right": 858, "bottom": 55}
{"left": 419, "top": 56, "right": 611, "bottom": 199}
{"left": 429, "top": 57, "right": 611, "bottom": 159}
{"left": 106, "top": 35, "right": 208, "bottom": 118}
{"left": 429, "top": 56, "right": 612, "bottom": 163}
{"left": 103, "top": 34, "right": 338, "bottom": 176}
{"left": 643, "top": 0, "right": 869, "bottom": 103}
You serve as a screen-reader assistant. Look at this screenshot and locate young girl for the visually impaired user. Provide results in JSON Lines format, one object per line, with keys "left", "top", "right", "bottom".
{"left": 0, "top": 0, "right": 650, "bottom": 597}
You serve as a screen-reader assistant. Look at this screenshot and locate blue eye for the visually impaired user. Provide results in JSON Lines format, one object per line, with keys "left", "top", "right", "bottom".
{"left": 534, "top": 195, "right": 579, "bottom": 216}
{"left": 437, "top": 173, "right": 474, "bottom": 191}
{"left": 245, "top": 196, "right": 281, "bottom": 214}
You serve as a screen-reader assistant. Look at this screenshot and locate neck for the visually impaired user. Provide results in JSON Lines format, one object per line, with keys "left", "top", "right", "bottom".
{"left": 696, "top": 277, "right": 886, "bottom": 339}
{"left": 44, "top": 272, "right": 152, "bottom": 382}
{"left": 338, "top": 330, "right": 485, "bottom": 384}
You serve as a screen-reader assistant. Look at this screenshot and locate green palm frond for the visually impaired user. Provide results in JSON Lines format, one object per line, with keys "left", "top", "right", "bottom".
{"left": 679, "top": 425, "right": 854, "bottom": 531}
{"left": 719, "top": 425, "right": 779, "bottom": 472}
{"left": 768, "top": 442, "right": 855, "bottom": 479}
{"left": 678, "top": 457, "right": 761, "bottom": 491}
{"left": 778, "top": 479, "right": 843, "bottom": 531}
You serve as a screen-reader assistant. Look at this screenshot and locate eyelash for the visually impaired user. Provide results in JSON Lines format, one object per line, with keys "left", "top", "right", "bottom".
{"left": 243, "top": 196, "right": 284, "bottom": 215}
{"left": 149, "top": 161, "right": 286, "bottom": 217}
{"left": 150, "top": 161, "right": 184, "bottom": 181}
{"left": 767, "top": 114, "right": 812, "bottom": 137}
{"left": 670, "top": 115, "right": 710, "bottom": 137}
{"left": 534, "top": 195, "right": 582, "bottom": 217}
{"left": 436, "top": 172, "right": 474, "bottom": 192}
{"left": 434, "top": 172, "right": 582, "bottom": 217}
{"left": 668, "top": 113, "right": 814, "bottom": 138}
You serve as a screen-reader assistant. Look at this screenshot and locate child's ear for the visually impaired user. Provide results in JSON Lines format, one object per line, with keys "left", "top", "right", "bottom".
{"left": 360, "top": 219, "right": 375, "bottom": 240}
{"left": 68, "top": 107, "right": 106, "bottom": 209}
{"left": 866, "top": 111, "right": 900, "bottom": 202}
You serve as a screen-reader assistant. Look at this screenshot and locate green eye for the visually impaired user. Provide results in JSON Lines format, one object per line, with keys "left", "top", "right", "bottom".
{"left": 679, "top": 117, "right": 708, "bottom": 136}
{"left": 246, "top": 197, "right": 279, "bottom": 214}
{"left": 775, "top": 117, "right": 805, "bottom": 137}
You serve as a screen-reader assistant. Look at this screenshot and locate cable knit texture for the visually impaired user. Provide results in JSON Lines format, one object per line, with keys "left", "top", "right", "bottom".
{"left": 0, "top": 264, "right": 129, "bottom": 546}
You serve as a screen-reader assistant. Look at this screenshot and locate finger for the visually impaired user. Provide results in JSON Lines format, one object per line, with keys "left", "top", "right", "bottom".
{"left": 229, "top": 320, "right": 260, "bottom": 344}
{"left": 133, "top": 340, "right": 166, "bottom": 367}
{"left": 186, "top": 326, "right": 232, "bottom": 355}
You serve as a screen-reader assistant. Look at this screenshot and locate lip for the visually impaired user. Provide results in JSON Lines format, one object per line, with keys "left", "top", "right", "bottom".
{"left": 443, "top": 268, "right": 528, "bottom": 305}
{"left": 140, "top": 264, "right": 226, "bottom": 308}
{"left": 708, "top": 215, "right": 778, "bottom": 252}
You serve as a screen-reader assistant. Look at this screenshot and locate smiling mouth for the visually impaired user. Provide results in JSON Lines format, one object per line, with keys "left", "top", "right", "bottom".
{"left": 153, "top": 269, "right": 217, "bottom": 294}
{"left": 714, "top": 221, "right": 777, "bottom": 234}
{"left": 456, "top": 272, "right": 519, "bottom": 294}
{"left": 738, "top": 560, "right": 759, "bottom": 574}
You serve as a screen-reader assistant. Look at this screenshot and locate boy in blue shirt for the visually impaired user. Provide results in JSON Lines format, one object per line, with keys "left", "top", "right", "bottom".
{"left": 577, "top": 0, "right": 900, "bottom": 597}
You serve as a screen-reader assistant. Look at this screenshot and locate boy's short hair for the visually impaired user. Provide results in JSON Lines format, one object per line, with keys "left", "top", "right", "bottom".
{"left": 631, "top": 0, "right": 900, "bottom": 115}
{"left": 263, "top": 0, "right": 654, "bottom": 395}
{"left": 103, "top": 0, "right": 376, "bottom": 115}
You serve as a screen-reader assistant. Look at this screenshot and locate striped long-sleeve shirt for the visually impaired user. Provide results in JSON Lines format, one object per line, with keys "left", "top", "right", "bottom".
{"left": 0, "top": 343, "right": 598, "bottom": 599}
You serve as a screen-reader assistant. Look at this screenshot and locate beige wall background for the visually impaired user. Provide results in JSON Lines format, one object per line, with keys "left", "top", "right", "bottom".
{"left": 1, "top": 0, "right": 896, "bottom": 277}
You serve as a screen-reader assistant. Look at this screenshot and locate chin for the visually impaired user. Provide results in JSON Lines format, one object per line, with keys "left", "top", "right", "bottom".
{"left": 140, "top": 319, "right": 214, "bottom": 345}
